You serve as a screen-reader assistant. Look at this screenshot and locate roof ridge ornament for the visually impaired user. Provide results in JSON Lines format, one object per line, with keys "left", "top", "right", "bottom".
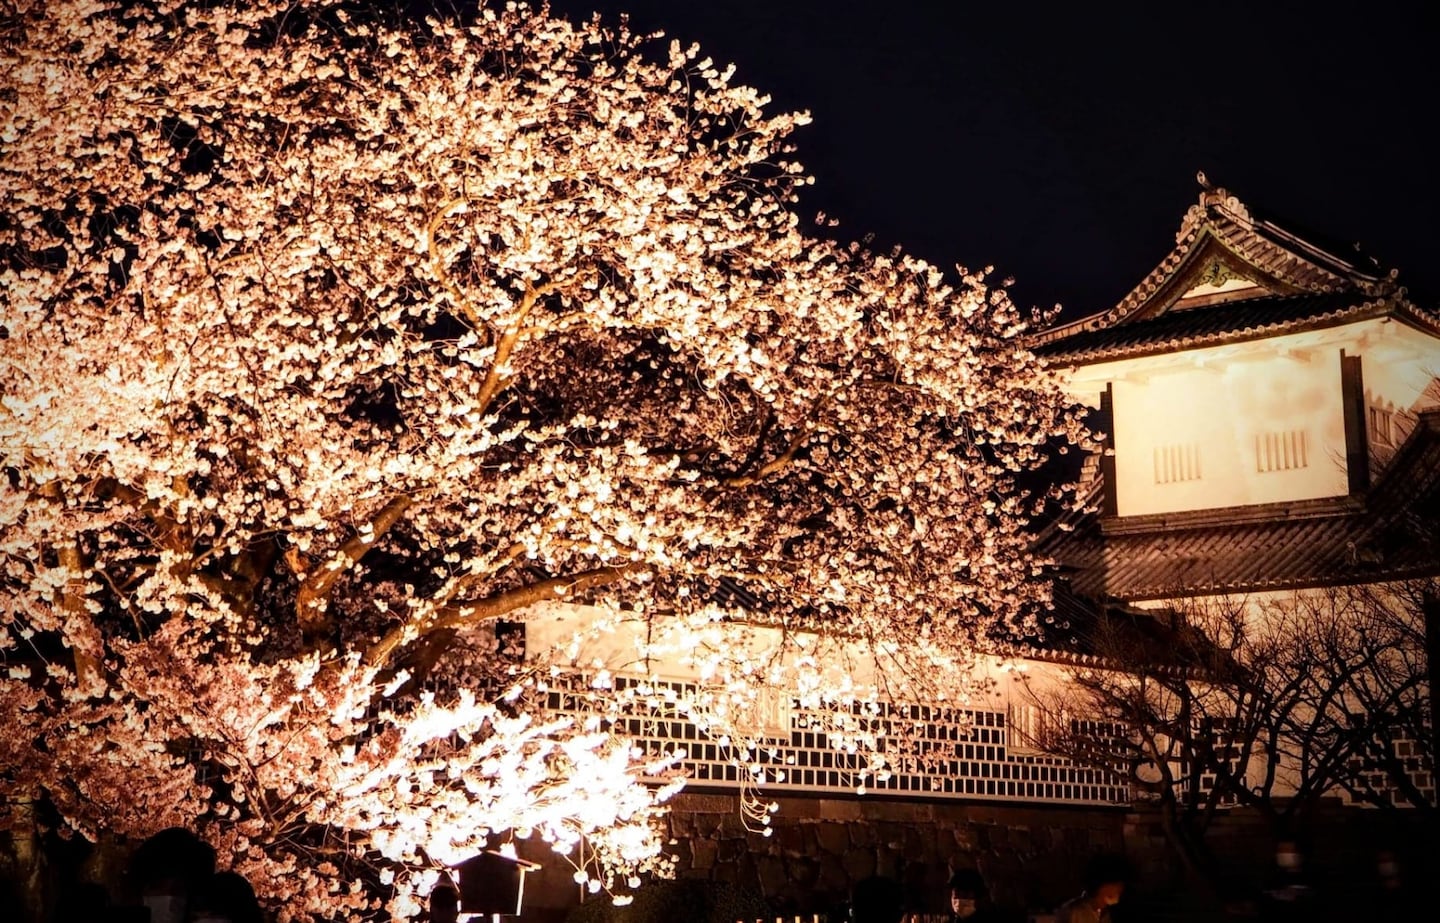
{"left": 1031, "top": 174, "right": 1424, "bottom": 350}
{"left": 1178, "top": 181, "right": 1254, "bottom": 242}
{"left": 1179, "top": 170, "right": 1252, "bottom": 240}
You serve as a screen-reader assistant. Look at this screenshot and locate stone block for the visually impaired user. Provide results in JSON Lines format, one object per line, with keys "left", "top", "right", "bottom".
{"left": 849, "top": 821, "right": 878, "bottom": 848}
{"left": 817, "top": 855, "right": 850, "bottom": 892}
{"left": 745, "top": 829, "right": 781, "bottom": 857}
{"left": 902, "top": 825, "right": 929, "bottom": 861}
{"left": 815, "top": 823, "right": 850, "bottom": 856}
{"left": 859, "top": 800, "right": 935, "bottom": 823}
{"left": 735, "top": 853, "right": 757, "bottom": 886}
{"left": 756, "top": 855, "right": 788, "bottom": 897}
{"left": 975, "top": 825, "right": 992, "bottom": 851}
{"left": 819, "top": 799, "right": 864, "bottom": 822}
{"left": 690, "top": 839, "right": 717, "bottom": 871}
{"left": 787, "top": 856, "right": 820, "bottom": 889}
{"left": 674, "top": 793, "right": 739, "bottom": 814}
{"left": 951, "top": 825, "right": 980, "bottom": 852}
{"left": 875, "top": 846, "right": 902, "bottom": 880}
{"left": 963, "top": 804, "right": 1000, "bottom": 825}
{"left": 772, "top": 796, "right": 822, "bottom": 819}
{"left": 776, "top": 823, "right": 809, "bottom": 857}
{"left": 684, "top": 812, "right": 723, "bottom": 839}
{"left": 876, "top": 821, "right": 907, "bottom": 849}
{"left": 842, "top": 847, "right": 877, "bottom": 882}
{"left": 716, "top": 811, "right": 750, "bottom": 838}
{"left": 716, "top": 837, "right": 746, "bottom": 862}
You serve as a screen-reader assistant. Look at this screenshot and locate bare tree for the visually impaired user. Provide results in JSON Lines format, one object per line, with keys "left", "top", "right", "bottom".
{"left": 1020, "top": 582, "right": 1434, "bottom": 890}
{"left": 1269, "top": 582, "right": 1435, "bottom": 813}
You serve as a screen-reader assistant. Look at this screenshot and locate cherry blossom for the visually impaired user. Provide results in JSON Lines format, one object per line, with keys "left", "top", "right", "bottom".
{"left": 1, "top": 1, "right": 1086, "bottom": 918}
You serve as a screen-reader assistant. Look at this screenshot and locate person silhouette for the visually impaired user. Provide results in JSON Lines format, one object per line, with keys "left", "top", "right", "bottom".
{"left": 1055, "top": 854, "right": 1128, "bottom": 923}
{"left": 126, "top": 827, "right": 216, "bottom": 923}
{"left": 850, "top": 875, "right": 905, "bottom": 923}
{"left": 189, "top": 870, "right": 265, "bottom": 923}
{"left": 947, "top": 868, "right": 1007, "bottom": 923}
{"left": 428, "top": 882, "right": 459, "bottom": 923}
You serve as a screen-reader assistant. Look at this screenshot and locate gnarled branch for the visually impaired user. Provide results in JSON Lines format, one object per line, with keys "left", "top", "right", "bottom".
{"left": 364, "top": 561, "right": 646, "bottom": 668}
{"left": 296, "top": 494, "right": 413, "bottom": 637}
{"left": 473, "top": 279, "right": 562, "bottom": 416}
{"left": 37, "top": 483, "right": 105, "bottom": 694}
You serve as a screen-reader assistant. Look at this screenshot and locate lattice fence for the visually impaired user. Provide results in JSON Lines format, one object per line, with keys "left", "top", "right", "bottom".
{"left": 545, "top": 673, "right": 1130, "bottom": 806}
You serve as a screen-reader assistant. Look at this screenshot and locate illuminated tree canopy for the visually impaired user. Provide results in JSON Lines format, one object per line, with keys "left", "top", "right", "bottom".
{"left": 0, "top": 0, "right": 1085, "bottom": 918}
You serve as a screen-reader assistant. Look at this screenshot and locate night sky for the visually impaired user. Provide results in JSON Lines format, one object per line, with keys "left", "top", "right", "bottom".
{"left": 542, "top": 0, "right": 1437, "bottom": 322}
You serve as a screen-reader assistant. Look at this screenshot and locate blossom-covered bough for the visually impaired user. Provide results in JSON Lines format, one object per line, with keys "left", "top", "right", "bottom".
{"left": 0, "top": 0, "right": 1087, "bottom": 918}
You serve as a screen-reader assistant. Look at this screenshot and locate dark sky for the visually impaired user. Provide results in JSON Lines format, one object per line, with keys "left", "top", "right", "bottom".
{"left": 543, "top": 0, "right": 1437, "bottom": 321}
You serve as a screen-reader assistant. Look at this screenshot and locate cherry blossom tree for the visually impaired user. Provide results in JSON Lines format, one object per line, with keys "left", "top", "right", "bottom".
{"left": 0, "top": 0, "right": 1086, "bottom": 918}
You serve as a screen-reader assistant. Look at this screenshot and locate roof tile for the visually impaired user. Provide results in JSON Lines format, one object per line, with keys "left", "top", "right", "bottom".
{"left": 1045, "top": 414, "right": 1440, "bottom": 600}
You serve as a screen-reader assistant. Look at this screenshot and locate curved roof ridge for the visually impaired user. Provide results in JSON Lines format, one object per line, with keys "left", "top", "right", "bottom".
{"left": 1033, "top": 176, "right": 1404, "bottom": 348}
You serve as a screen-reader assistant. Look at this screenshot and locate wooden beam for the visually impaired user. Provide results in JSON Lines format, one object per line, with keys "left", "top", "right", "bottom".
{"left": 1339, "top": 351, "right": 1369, "bottom": 495}
{"left": 1099, "top": 383, "right": 1118, "bottom": 518}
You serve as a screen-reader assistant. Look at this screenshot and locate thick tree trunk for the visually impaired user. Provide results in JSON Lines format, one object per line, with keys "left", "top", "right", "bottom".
{"left": 0, "top": 798, "right": 46, "bottom": 923}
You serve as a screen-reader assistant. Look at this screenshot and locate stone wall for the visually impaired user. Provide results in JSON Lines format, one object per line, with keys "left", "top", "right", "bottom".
{"left": 538, "top": 795, "right": 1436, "bottom": 923}
{"left": 10, "top": 794, "right": 1427, "bottom": 923}
{"left": 544, "top": 792, "right": 1126, "bottom": 920}
{"left": 1123, "top": 799, "right": 1437, "bottom": 906}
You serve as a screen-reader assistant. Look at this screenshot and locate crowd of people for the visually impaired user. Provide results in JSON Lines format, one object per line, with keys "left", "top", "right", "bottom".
{"left": 48, "top": 827, "right": 475, "bottom": 923}
{"left": 36, "top": 827, "right": 1419, "bottom": 922}
{"left": 53, "top": 828, "right": 263, "bottom": 923}
{"left": 845, "top": 842, "right": 1417, "bottom": 923}
{"left": 846, "top": 854, "right": 1129, "bottom": 923}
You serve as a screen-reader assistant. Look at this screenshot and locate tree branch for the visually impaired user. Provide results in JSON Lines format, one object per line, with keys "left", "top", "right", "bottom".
{"left": 363, "top": 561, "right": 647, "bottom": 669}
{"left": 296, "top": 495, "right": 413, "bottom": 637}
{"left": 426, "top": 198, "right": 477, "bottom": 318}
{"left": 55, "top": 539, "right": 105, "bottom": 695}
{"left": 473, "top": 280, "right": 562, "bottom": 417}
{"left": 37, "top": 483, "right": 105, "bottom": 695}
{"left": 720, "top": 379, "right": 927, "bottom": 489}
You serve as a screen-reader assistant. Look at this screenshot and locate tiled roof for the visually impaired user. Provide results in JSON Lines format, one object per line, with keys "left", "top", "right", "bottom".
{"left": 1034, "top": 291, "right": 1381, "bottom": 362}
{"left": 1110, "top": 188, "right": 1390, "bottom": 322}
{"left": 1029, "top": 179, "right": 1440, "bottom": 362}
{"left": 1043, "top": 412, "right": 1440, "bottom": 601}
{"left": 1011, "top": 583, "right": 1240, "bottom": 676}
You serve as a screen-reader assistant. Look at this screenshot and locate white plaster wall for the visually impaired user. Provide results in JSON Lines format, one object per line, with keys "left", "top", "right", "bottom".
{"left": 1110, "top": 350, "right": 1347, "bottom": 515}
{"left": 1057, "top": 318, "right": 1440, "bottom": 517}
{"left": 1355, "top": 322, "right": 1440, "bottom": 455}
{"left": 522, "top": 602, "right": 1037, "bottom": 697}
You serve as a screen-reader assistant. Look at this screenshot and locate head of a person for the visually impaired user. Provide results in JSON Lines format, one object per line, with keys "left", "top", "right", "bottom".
{"left": 54, "top": 882, "right": 110, "bottom": 923}
{"left": 429, "top": 882, "right": 460, "bottom": 923}
{"left": 127, "top": 828, "right": 216, "bottom": 923}
{"left": 1275, "top": 839, "right": 1302, "bottom": 873}
{"left": 948, "top": 868, "right": 987, "bottom": 917}
{"left": 188, "top": 871, "right": 264, "bottom": 923}
{"left": 1082, "top": 854, "right": 1128, "bottom": 908}
{"left": 850, "top": 874, "right": 905, "bottom": 923}
{"left": 1376, "top": 849, "right": 1400, "bottom": 885}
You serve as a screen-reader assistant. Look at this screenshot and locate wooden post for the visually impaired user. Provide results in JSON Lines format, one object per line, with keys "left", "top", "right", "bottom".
{"left": 1339, "top": 351, "right": 1370, "bottom": 494}
{"left": 1099, "top": 383, "right": 1118, "bottom": 517}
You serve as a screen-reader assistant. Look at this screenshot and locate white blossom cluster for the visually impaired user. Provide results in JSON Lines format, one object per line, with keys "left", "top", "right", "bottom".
{"left": 0, "top": 0, "right": 1088, "bottom": 918}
